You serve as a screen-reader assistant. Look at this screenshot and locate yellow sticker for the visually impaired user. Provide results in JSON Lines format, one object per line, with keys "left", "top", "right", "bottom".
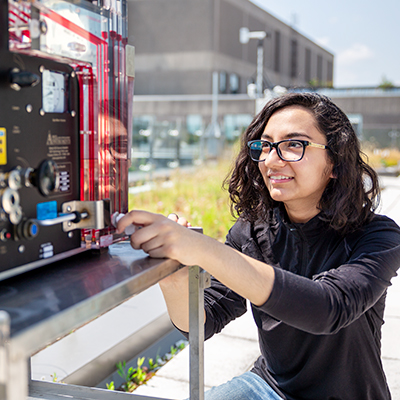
{"left": 0, "top": 128, "right": 7, "bottom": 165}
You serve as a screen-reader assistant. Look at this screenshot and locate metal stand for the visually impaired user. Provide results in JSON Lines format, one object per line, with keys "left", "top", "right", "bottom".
{"left": 0, "top": 311, "right": 10, "bottom": 400}
{"left": 189, "top": 266, "right": 210, "bottom": 400}
{"left": 0, "top": 241, "right": 209, "bottom": 400}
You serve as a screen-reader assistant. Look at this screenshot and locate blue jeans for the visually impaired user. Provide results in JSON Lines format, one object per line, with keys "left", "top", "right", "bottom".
{"left": 203, "top": 371, "right": 284, "bottom": 400}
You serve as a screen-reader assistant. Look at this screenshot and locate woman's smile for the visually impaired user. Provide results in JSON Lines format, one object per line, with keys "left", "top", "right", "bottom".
{"left": 268, "top": 174, "right": 294, "bottom": 184}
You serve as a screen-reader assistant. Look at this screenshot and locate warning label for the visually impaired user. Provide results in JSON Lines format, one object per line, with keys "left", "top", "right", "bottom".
{"left": 47, "top": 146, "right": 71, "bottom": 161}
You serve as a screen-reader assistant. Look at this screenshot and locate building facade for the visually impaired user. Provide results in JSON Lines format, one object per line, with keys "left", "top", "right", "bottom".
{"left": 127, "top": 0, "right": 334, "bottom": 96}
{"left": 124, "top": 1, "right": 400, "bottom": 171}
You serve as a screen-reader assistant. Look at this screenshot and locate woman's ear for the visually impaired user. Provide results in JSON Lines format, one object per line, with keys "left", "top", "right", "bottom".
{"left": 329, "top": 165, "right": 337, "bottom": 179}
{"left": 327, "top": 162, "right": 336, "bottom": 179}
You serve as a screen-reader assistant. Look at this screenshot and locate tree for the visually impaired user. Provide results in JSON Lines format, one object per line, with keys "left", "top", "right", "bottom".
{"left": 378, "top": 75, "right": 395, "bottom": 90}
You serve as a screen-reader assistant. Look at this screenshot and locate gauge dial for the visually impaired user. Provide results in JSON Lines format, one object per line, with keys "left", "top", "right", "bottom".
{"left": 42, "top": 70, "right": 66, "bottom": 113}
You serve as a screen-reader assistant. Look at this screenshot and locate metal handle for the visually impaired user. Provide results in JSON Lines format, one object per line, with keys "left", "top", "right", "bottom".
{"left": 37, "top": 211, "right": 88, "bottom": 227}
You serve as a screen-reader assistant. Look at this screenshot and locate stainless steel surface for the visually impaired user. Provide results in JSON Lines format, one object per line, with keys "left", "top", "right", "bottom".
{"left": 1, "top": 237, "right": 207, "bottom": 400}
{"left": 1, "top": 241, "right": 180, "bottom": 355}
{"left": 0, "top": 241, "right": 182, "bottom": 400}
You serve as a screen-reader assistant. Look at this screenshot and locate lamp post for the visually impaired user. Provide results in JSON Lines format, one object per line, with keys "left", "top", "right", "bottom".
{"left": 240, "top": 27, "right": 268, "bottom": 98}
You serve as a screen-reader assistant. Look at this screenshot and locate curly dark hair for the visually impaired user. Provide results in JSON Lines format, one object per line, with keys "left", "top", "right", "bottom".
{"left": 226, "top": 92, "right": 380, "bottom": 235}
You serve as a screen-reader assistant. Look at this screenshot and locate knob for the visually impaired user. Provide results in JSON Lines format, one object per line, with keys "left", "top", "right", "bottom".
{"left": 29, "top": 160, "right": 59, "bottom": 196}
{"left": 9, "top": 68, "right": 40, "bottom": 91}
{"left": 17, "top": 218, "right": 39, "bottom": 240}
{"left": 0, "top": 188, "right": 20, "bottom": 214}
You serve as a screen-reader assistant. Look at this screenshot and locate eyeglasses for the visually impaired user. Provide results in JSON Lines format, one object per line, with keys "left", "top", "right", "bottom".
{"left": 106, "top": 137, "right": 129, "bottom": 160}
{"left": 247, "top": 139, "right": 330, "bottom": 162}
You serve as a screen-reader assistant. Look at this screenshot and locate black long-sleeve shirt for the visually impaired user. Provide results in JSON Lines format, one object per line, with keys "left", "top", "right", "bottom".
{"left": 203, "top": 208, "right": 400, "bottom": 400}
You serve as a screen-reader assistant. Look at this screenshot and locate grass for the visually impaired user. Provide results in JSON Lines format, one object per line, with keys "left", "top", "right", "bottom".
{"left": 362, "top": 144, "right": 400, "bottom": 169}
{"left": 128, "top": 156, "right": 238, "bottom": 242}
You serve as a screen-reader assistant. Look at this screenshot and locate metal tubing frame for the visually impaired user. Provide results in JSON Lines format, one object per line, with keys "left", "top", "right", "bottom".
{"left": 0, "top": 311, "right": 10, "bottom": 400}
{"left": 189, "top": 265, "right": 210, "bottom": 400}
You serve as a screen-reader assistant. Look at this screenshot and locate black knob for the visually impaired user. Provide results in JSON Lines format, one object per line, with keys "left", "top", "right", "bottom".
{"left": 30, "top": 160, "right": 59, "bottom": 196}
{"left": 9, "top": 68, "right": 40, "bottom": 90}
{"left": 16, "top": 218, "right": 39, "bottom": 240}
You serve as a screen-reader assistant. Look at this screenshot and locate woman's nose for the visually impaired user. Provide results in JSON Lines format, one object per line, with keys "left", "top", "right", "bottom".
{"left": 262, "top": 147, "right": 286, "bottom": 167}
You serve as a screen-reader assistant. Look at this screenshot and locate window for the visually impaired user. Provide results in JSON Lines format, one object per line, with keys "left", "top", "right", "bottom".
{"left": 290, "top": 39, "right": 298, "bottom": 78}
{"left": 229, "top": 73, "right": 240, "bottom": 94}
{"left": 274, "top": 31, "right": 280, "bottom": 73}
{"left": 224, "top": 114, "right": 253, "bottom": 141}
{"left": 327, "top": 61, "right": 333, "bottom": 86}
{"left": 317, "top": 55, "right": 323, "bottom": 83}
{"left": 219, "top": 71, "right": 227, "bottom": 93}
{"left": 186, "top": 115, "right": 203, "bottom": 136}
{"left": 305, "top": 48, "right": 311, "bottom": 84}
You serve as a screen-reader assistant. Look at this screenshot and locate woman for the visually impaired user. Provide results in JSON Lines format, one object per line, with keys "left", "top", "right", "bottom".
{"left": 117, "top": 92, "right": 400, "bottom": 399}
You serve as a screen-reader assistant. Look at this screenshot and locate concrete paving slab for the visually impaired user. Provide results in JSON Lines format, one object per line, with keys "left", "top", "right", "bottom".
{"left": 382, "top": 316, "right": 400, "bottom": 360}
{"left": 133, "top": 375, "right": 194, "bottom": 400}
{"left": 379, "top": 176, "right": 400, "bottom": 224}
{"left": 382, "top": 358, "right": 400, "bottom": 399}
{"left": 134, "top": 307, "right": 260, "bottom": 399}
{"left": 217, "top": 306, "right": 258, "bottom": 341}
{"left": 156, "top": 334, "right": 260, "bottom": 388}
{"left": 384, "top": 275, "right": 400, "bottom": 319}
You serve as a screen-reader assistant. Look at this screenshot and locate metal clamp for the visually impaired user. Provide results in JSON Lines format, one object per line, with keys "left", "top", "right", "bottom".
{"left": 61, "top": 200, "right": 106, "bottom": 232}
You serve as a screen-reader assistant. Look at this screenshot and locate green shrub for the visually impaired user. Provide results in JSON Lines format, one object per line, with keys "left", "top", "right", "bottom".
{"left": 129, "top": 159, "right": 237, "bottom": 242}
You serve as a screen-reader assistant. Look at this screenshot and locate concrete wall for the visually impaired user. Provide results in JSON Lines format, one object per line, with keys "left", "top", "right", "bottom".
{"left": 131, "top": 91, "right": 400, "bottom": 149}
{"left": 128, "top": 0, "right": 334, "bottom": 95}
{"left": 334, "top": 96, "right": 400, "bottom": 129}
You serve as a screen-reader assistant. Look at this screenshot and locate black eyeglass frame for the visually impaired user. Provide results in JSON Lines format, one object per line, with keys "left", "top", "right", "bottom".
{"left": 247, "top": 139, "right": 331, "bottom": 162}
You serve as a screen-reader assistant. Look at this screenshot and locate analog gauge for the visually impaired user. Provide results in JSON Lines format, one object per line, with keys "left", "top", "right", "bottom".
{"left": 42, "top": 70, "right": 66, "bottom": 113}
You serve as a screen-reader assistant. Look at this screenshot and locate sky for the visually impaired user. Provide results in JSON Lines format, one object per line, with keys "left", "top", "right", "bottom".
{"left": 251, "top": 0, "right": 400, "bottom": 88}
